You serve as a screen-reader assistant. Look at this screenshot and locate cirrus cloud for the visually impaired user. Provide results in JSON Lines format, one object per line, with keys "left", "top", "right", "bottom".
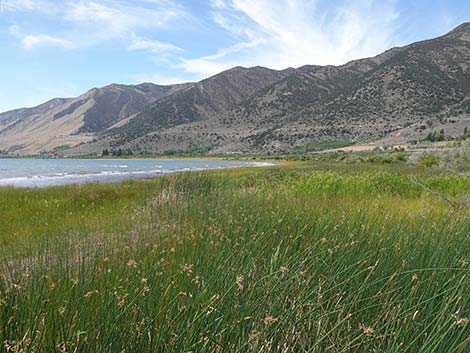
{"left": 21, "top": 34, "right": 73, "bottom": 49}
{"left": 6, "top": 0, "right": 190, "bottom": 54}
{"left": 180, "top": 0, "right": 401, "bottom": 78}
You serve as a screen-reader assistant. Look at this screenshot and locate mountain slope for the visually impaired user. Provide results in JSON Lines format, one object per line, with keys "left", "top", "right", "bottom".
{"left": 226, "top": 23, "right": 470, "bottom": 151}
{"left": 0, "top": 82, "right": 191, "bottom": 154}
{"left": 2, "top": 23, "right": 470, "bottom": 155}
{"left": 108, "top": 66, "right": 292, "bottom": 141}
{"left": 93, "top": 23, "right": 469, "bottom": 154}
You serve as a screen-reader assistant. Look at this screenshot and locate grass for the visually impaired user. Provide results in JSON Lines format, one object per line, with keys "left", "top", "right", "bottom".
{"left": 0, "top": 161, "right": 469, "bottom": 352}
{"left": 293, "top": 140, "right": 356, "bottom": 153}
{"left": 52, "top": 145, "right": 72, "bottom": 152}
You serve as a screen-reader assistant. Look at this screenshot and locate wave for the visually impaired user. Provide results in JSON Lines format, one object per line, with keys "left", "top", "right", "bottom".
{"left": 0, "top": 161, "right": 276, "bottom": 188}
{"left": 0, "top": 168, "right": 172, "bottom": 188}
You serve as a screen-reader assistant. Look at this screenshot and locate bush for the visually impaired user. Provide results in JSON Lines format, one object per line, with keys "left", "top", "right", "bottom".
{"left": 417, "top": 153, "right": 440, "bottom": 168}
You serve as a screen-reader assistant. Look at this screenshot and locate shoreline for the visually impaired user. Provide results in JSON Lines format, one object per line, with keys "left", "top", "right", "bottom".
{"left": 0, "top": 159, "right": 277, "bottom": 189}
{"left": 0, "top": 154, "right": 271, "bottom": 161}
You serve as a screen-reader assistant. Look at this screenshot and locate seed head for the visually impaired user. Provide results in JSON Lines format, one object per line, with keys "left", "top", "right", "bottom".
{"left": 263, "top": 316, "right": 277, "bottom": 326}
{"left": 127, "top": 259, "right": 138, "bottom": 268}
{"left": 236, "top": 275, "right": 244, "bottom": 291}
{"left": 359, "top": 323, "right": 375, "bottom": 335}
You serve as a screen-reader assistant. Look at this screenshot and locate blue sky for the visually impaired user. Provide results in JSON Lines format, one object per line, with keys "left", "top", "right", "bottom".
{"left": 0, "top": 0, "right": 469, "bottom": 112}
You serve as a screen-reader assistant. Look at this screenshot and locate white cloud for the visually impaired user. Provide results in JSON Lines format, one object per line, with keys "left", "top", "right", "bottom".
{"left": 9, "top": 24, "right": 73, "bottom": 49}
{"left": 21, "top": 34, "right": 73, "bottom": 49}
{"left": 128, "top": 35, "right": 183, "bottom": 54}
{"left": 3, "top": 0, "right": 34, "bottom": 11}
{"left": 210, "top": 0, "right": 228, "bottom": 9}
{"left": 178, "top": 39, "right": 264, "bottom": 77}
{"left": 3, "top": 0, "right": 54, "bottom": 13}
{"left": 5, "top": 0, "right": 403, "bottom": 83}
{"left": 7, "top": 0, "right": 188, "bottom": 52}
{"left": 181, "top": 0, "right": 400, "bottom": 78}
{"left": 64, "top": 0, "right": 188, "bottom": 38}
{"left": 179, "top": 58, "right": 232, "bottom": 78}
{"left": 130, "top": 73, "right": 190, "bottom": 86}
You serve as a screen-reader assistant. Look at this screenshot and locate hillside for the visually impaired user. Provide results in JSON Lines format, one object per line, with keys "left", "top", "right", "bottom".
{"left": 223, "top": 23, "right": 470, "bottom": 152}
{"left": 76, "top": 22, "right": 470, "bottom": 155}
{"left": 0, "top": 82, "right": 191, "bottom": 154}
{"left": 1, "top": 23, "right": 470, "bottom": 155}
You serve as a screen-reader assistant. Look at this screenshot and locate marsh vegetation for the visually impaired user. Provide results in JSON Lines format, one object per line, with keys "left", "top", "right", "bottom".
{"left": 0, "top": 160, "right": 469, "bottom": 352}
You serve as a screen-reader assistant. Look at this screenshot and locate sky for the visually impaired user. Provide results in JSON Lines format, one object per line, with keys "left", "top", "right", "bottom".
{"left": 0, "top": 0, "right": 469, "bottom": 113}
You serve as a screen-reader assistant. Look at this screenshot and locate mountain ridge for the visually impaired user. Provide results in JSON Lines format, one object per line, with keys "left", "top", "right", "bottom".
{"left": 1, "top": 23, "right": 470, "bottom": 155}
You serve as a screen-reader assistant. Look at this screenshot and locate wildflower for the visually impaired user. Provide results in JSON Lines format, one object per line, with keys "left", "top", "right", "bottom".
{"left": 58, "top": 307, "right": 66, "bottom": 316}
{"left": 136, "top": 319, "right": 146, "bottom": 335}
{"left": 22, "top": 271, "right": 31, "bottom": 279}
{"left": 127, "top": 259, "right": 138, "bottom": 268}
{"left": 71, "top": 278, "right": 79, "bottom": 287}
{"left": 56, "top": 342, "right": 68, "bottom": 353}
{"left": 236, "top": 275, "right": 244, "bottom": 292}
{"left": 263, "top": 316, "right": 277, "bottom": 326}
{"left": 117, "top": 299, "right": 126, "bottom": 308}
{"left": 12, "top": 284, "right": 22, "bottom": 291}
{"left": 4, "top": 338, "right": 32, "bottom": 353}
{"left": 368, "top": 260, "right": 380, "bottom": 272}
{"left": 156, "top": 271, "right": 164, "bottom": 277}
{"left": 411, "top": 274, "right": 418, "bottom": 281}
{"left": 453, "top": 317, "right": 468, "bottom": 327}
{"left": 279, "top": 266, "right": 289, "bottom": 274}
{"left": 320, "top": 237, "right": 328, "bottom": 244}
{"left": 180, "top": 264, "right": 193, "bottom": 274}
{"left": 248, "top": 330, "right": 259, "bottom": 342}
{"left": 85, "top": 290, "right": 97, "bottom": 298}
{"left": 359, "top": 323, "right": 375, "bottom": 335}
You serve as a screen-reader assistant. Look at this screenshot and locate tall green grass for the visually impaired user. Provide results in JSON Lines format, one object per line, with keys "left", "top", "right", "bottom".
{"left": 0, "top": 163, "right": 469, "bottom": 352}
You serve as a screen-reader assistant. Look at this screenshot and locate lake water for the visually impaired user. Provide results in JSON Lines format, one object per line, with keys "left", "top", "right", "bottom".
{"left": 0, "top": 158, "right": 269, "bottom": 188}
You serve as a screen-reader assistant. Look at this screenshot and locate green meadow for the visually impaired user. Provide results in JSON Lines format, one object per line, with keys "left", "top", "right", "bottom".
{"left": 0, "top": 161, "right": 469, "bottom": 352}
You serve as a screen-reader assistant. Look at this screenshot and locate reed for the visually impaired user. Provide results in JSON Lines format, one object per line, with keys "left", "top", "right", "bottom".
{"left": 0, "top": 162, "right": 469, "bottom": 352}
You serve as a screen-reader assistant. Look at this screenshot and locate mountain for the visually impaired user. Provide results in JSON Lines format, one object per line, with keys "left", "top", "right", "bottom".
{"left": 1, "top": 23, "right": 470, "bottom": 155}
{"left": 0, "top": 82, "right": 191, "bottom": 154}
{"left": 220, "top": 23, "right": 470, "bottom": 152}
{"left": 110, "top": 66, "right": 291, "bottom": 138}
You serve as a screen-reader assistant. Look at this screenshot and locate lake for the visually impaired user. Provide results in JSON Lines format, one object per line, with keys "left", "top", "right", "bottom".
{"left": 0, "top": 158, "right": 269, "bottom": 188}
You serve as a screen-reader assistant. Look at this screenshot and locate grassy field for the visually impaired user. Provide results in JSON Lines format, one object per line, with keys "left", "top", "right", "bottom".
{"left": 0, "top": 160, "right": 469, "bottom": 352}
